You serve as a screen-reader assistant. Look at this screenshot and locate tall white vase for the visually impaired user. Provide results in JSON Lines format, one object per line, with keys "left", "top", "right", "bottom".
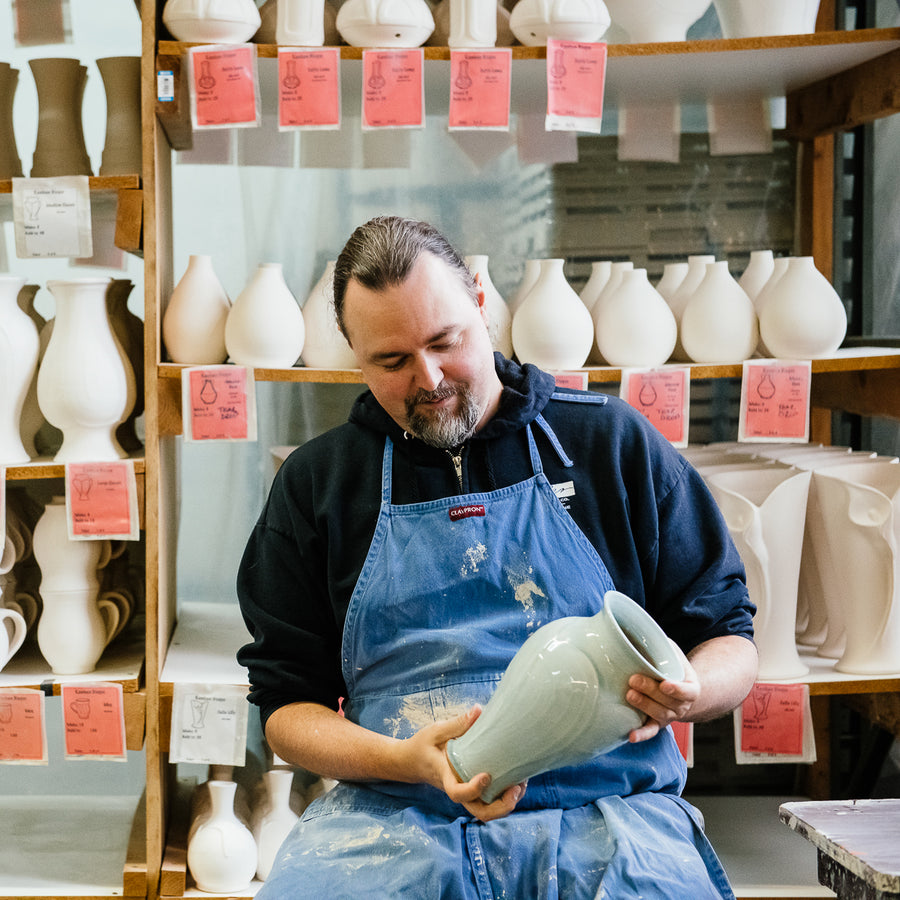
{"left": 37, "top": 279, "right": 131, "bottom": 463}
{"left": 680, "top": 261, "right": 759, "bottom": 364}
{"left": 33, "top": 498, "right": 118, "bottom": 675}
{"left": 712, "top": 0, "right": 820, "bottom": 38}
{"left": 603, "top": 0, "right": 710, "bottom": 41}
{"left": 654, "top": 262, "right": 688, "bottom": 303}
{"left": 511, "top": 259, "right": 593, "bottom": 370}
{"left": 226, "top": 263, "right": 305, "bottom": 368}
{"left": 300, "top": 261, "right": 357, "bottom": 369}
{"left": 666, "top": 254, "right": 715, "bottom": 361}
{"left": 0, "top": 275, "right": 40, "bottom": 464}
{"left": 162, "top": 0, "right": 262, "bottom": 41}
{"left": 277, "top": 0, "right": 327, "bottom": 45}
{"left": 738, "top": 250, "right": 775, "bottom": 302}
{"left": 508, "top": 259, "right": 542, "bottom": 316}
{"left": 509, "top": 0, "right": 611, "bottom": 45}
{"left": 758, "top": 256, "right": 847, "bottom": 359}
{"left": 162, "top": 255, "right": 231, "bottom": 365}
{"left": 578, "top": 261, "right": 612, "bottom": 314}
{"left": 814, "top": 461, "right": 900, "bottom": 675}
{"left": 706, "top": 466, "right": 812, "bottom": 680}
{"left": 588, "top": 260, "right": 633, "bottom": 364}
{"left": 252, "top": 769, "right": 301, "bottom": 881}
{"left": 465, "top": 255, "right": 513, "bottom": 358}
{"left": 594, "top": 268, "right": 676, "bottom": 367}
{"left": 187, "top": 780, "right": 258, "bottom": 893}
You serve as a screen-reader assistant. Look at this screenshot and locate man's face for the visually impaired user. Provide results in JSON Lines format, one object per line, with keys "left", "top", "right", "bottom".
{"left": 341, "top": 252, "right": 502, "bottom": 448}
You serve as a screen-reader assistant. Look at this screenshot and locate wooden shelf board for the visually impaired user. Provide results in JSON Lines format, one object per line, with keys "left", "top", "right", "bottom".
{"left": 0, "top": 175, "right": 140, "bottom": 195}
{"left": 4, "top": 456, "right": 146, "bottom": 481}
{"left": 0, "top": 794, "right": 145, "bottom": 898}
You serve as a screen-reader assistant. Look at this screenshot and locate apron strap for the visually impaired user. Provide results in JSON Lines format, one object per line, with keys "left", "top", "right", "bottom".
{"left": 534, "top": 414, "right": 575, "bottom": 468}
{"left": 381, "top": 437, "right": 394, "bottom": 505}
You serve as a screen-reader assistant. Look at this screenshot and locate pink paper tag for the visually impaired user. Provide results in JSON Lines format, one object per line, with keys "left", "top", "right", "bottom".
{"left": 546, "top": 39, "right": 607, "bottom": 119}
{"left": 0, "top": 690, "right": 45, "bottom": 762}
{"left": 554, "top": 372, "right": 589, "bottom": 391}
{"left": 740, "top": 683, "right": 806, "bottom": 755}
{"left": 62, "top": 683, "right": 126, "bottom": 759}
{"left": 362, "top": 49, "right": 424, "bottom": 129}
{"left": 740, "top": 360, "right": 811, "bottom": 441}
{"left": 66, "top": 461, "right": 135, "bottom": 539}
{"left": 670, "top": 720, "right": 693, "bottom": 762}
{"left": 448, "top": 50, "right": 511, "bottom": 130}
{"left": 191, "top": 45, "right": 259, "bottom": 128}
{"left": 187, "top": 366, "right": 251, "bottom": 441}
{"left": 278, "top": 48, "right": 341, "bottom": 129}
{"left": 624, "top": 368, "right": 689, "bottom": 445}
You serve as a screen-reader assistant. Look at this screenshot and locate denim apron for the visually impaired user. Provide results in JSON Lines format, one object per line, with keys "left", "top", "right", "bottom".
{"left": 260, "top": 401, "right": 734, "bottom": 899}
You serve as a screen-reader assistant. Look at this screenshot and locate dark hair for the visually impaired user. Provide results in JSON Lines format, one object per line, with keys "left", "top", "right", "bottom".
{"left": 332, "top": 216, "right": 478, "bottom": 336}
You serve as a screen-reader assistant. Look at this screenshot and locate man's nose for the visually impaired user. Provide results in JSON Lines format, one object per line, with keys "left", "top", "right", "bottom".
{"left": 412, "top": 353, "right": 443, "bottom": 392}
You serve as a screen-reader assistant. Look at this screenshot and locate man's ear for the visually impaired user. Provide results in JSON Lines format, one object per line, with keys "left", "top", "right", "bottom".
{"left": 473, "top": 273, "right": 487, "bottom": 316}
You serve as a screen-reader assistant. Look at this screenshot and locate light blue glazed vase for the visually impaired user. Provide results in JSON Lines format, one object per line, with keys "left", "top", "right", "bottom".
{"left": 446, "top": 590, "right": 685, "bottom": 802}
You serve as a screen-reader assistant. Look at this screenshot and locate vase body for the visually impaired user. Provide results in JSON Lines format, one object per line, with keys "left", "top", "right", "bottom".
{"left": 604, "top": 0, "right": 709, "bottom": 41}
{"left": 588, "top": 260, "right": 633, "bottom": 364}
{"left": 97, "top": 57, "right": 142, "bottom": 176}
{"left": 666, "top": 254, "right": 714, "bottom": 361}
{"left": 226, "top": 263, "right": 305, "bottom": 368}
{"left": 738, "top": 249, "right": 775, "bottom": 302}
{"left": 758, "top": 256, "right": 847, "bottom": 359}
{"left": 16, "top": 284, "right": 48, "bottom": 459}
{"left": 162, "top": 255, "right": 231, "bottom": 365}
{"left": 301, "top": 261, "right": 357, "bottom": 368}
{"left": 465, "top": 255, "right": 513, "bottom": 358}
{"left": 0, "top": 605, "right": 27, "bottom": 673}
{"left": 751, "top": 256, "right": 790, "bottom": 356}
{"left": 706, "top": 466, "right": 812, "bottom": 680}
{"left": 509, "top": 0, "right": 610, "bottom": 45}
{"left": 0, "top": 63, "right": 23, "bottom": 178}
{"left": 680, "top": 260, "right": 758, "bottom": 364}
{"left": 511, "top": 258, "right": 593, "bottom": 370}
{"left": 431, "top": 0, "right": 513, "bottom": 46}
{"left": 0, "top": 275, "right": 40, "bottom": 464}
{"left": 163, "top": 0, "right": 262, "bottom": 41}
{"left": 578, "top": 260, "right": 612, "bottom": 313}
{"left": 33, "top": 498, "right": 118, "bottom": 675}
{"left": 508, "top": 259, "right": 541, "bottom": 316}
{"left": 188, "top": 780, "right": 258, "bottom": 893}
{"left": 654, "top": 262, "right": 688, "bottom": 303}
{"left": 29, "top": 57, "right": 92, "bottom": 177}
{"left": 336, "top": 0, "right": 435, "bottom": 47}
{"left": 277, "top": 0, "right": 327, "bottom": 45}
{"left": 446, "top": 590, "right": 684, "bottom": 802}
{"left": 448, "top": 0, "right": 497, "bottom": 46}
{"left": 107, "top": 280, "right": 145, "bottom": 454}
{"left": 594, "top": 268, "right": 676, "bottom": 367}
{"left": 252, "top": 769, "right": 301, "bottom": 881}
{"left": 37, "top": 279, "right": 131, "bottom": 462}
{"left": 713, "top": 0, "right": 821, "bottom": 38}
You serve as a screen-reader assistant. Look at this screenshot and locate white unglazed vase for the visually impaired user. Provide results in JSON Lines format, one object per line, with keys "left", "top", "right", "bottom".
{"left": 336, "top": 0, "right": 435, "bottom": 47}
{"left": 603, "top": 0, "right": 710, "bottom": 41}
{"left": 509, "top": 0, "right": 611, "bottom": 45}
{"left": 588, "top": 260, "right": 633, "bottom": 364}
{"left": 37, "top": 279, "right": 132, "bottom": 462}
{"left": 738, "top": 250, "right": 775, "bottom": 303}
{"left": 0, "top": 605, "right": 27, "bottom": 673}
{"left": 465, "top": 255, "right": 513, "bottom": 358}
{"left": 814, "top": 460, "right": 900, "bottom": 675}
{"left": 277, "top": 0, "right": 327, "bottom": 45}
{"left": 579, "top": 261, "right": 612, "bottom": 314}
{"left": 594, "top": 268, "right": 676, "bottom": 367}
{"left": 187, "top": 780, "right": 258, "bottom": 893}
{"left": 680, "top": 261, "right": 759, "bottom": 364}
{"left": 654, "top": 262, "right": 688, "bottom": 303}
{"left": 163, "top": 0, "right": 262, "bottom": 41}
{"left": 511, "top": 259, "right": 593, "bottom": 370}
{"left": 300, "top": 261, "right": 357, "bottom": 368}
{"left": 0, "top": 275, "right": 40, "bottom": 464}
{"left": 0, "top": 63, "right": 23, "bottom": 178}
{"left": 705, "top": 466, "right": 812, "bottom": 680}
{"left": 225, "top": 263, "right": 305, "bottom": 368}
{"left": 252, "top": 770, "right": 301, "bottom": 881}
{"left": 508, "top": 259, "right": 541, "bottom": 316}
{"left": 162, "top": 254, "right": 231, "bottom": 365}
{"left": 666, "top": 254, "right": 714, "bottom": 361}
{"left": 713, "top": 0, "right": 820, "bottom": 38}
{"left": 758, "top": 256, "right": 847, "bottom": 359}
{"left": 446, "top": 590, "right": 684, "bottom": 802}
{"left": 33, "top": 498, "right": 118, "bottom": 675}
{"left": 447, "top": 0, "right": 497, "bottom": 46}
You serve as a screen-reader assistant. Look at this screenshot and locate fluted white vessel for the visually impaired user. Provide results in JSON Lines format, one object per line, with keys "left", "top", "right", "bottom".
{"left": 0, "top": 275, "right": 39, "bottom": 464}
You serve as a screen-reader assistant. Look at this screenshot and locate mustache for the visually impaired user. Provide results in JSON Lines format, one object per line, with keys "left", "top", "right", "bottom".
{"left": 410, "top": 385, "right": 458, "bottom": 404}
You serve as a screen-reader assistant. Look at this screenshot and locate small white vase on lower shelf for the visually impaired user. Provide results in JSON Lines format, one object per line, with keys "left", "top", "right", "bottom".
{"left": 252, "top": 769, "right": 302, "bottom": 881}
{"left": 0, "top": 274, "right": 39, "bottom": 464}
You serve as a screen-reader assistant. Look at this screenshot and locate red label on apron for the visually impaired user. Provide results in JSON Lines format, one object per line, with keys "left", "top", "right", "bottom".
{"left": 449, "top": 504, "right": 486, "bottom": 521}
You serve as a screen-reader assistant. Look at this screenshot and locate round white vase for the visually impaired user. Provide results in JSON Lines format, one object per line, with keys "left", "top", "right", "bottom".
{"left": 301, "top": 261, "right": 358, "bottom": 369}
{"left": 738, "top": 249, "right": 775, "bottom": 303}
{"left": 511, "top": 259, "right": 593, "bottom": 370}
{"left": 446, "top": 590, "right": 684, "bottom": 802}
{"left": 162, "top": 254, "right": 231, "bottom": 365}
{"left": 252, "top": 770, "right": 301, "bottom": 881}
{"left": 758, "top": 256, "right": 847, "bottom": 359}
{"left": 336, "top": 0, "right": 435, "bottom": 47}
{"left": 0, "top": 275, "right": 40, "bottom": 464}
{"left": 594, "top": 268, "right": 677, "bottom": 367}
{"left": 509, "top": 0, "right": 610, "bottom": 45}
{"left": 277, "top": 0, "right": 326, "bottom": 45}
{"left": 712, "top": 0, "right": 820, "bottom": 38}
{"left": 465, "top": 255, "right": 513, "bottom": 359}
{"left": 588, "top": 260, "right": 633, "bottom": 364}
{"left": 37, "top": 279, "right": 131, "bottom": 463}
{"left": 507, "top": 259, "right": 542, "bottom": 316}
{"left": 680, "top": 261, "right": 759, "bottom": 364}
{"left": 654, "top": 262, "right": 688, "bottom": 303}
{"left": 751, "top": 256, "right": 790, "bottom": 356}
{"left": 226, "top": 263, "right": 305, "bottom": 368}
{"left": 578, "top": 261, "right": 612, "bottom": 314}
{"left": 187, "top": 780, "right": 258, "bottom": 893}
{"left": 603, "top": 0, "right": 710, "bottom": 42}
{"left": 666, "top": 254, "right": 715, "bottom": 361}
{"left": 162, "top": 0, "right": 262, "bottom": 41}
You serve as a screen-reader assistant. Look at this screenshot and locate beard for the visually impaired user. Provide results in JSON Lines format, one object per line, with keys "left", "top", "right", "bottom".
{"left": 406, "top": 383, "right": 481, "bottom": 449}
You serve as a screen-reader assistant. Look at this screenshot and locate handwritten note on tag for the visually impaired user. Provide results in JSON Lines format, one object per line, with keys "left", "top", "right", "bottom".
{"left": 61, "top": 683, "right": 126, "bottom": 760}
{"left": 278, "top": 48, "right": 341, "bottom": 130}
{"left": 546, "top": 39, "right": 607, "bottom": 134}
{"left": 621, "top": 367, "right": 690, "bottom": 447}
{"left": 739, "top": 360, "right": 811, "bottom": 442}
{"left": 0, "top": 689, "right": 47, "bottom": 764}
{"left": 735, "top": 683, "right": 816, "bottom": 763}
{"left": 66, "top": 460, "right": 139, "bottom": 540}
{"left": 183, "top": 366, "right": 258, "bottom": 442}
{"left": 449, "top": 50, "right": 511, "bottom": 131}
{"left": 169, "top": 683, "right": 249, "bottom": 766}
{"left": 190, "top": 44, "right": 260, "bottom": 129}
{"left": 362, "top": 49, "right": 424, "bottom": 130}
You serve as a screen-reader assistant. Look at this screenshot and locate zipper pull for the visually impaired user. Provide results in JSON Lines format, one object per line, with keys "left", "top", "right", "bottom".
{"left": 448, "top": 449, "right": 464, "bottom": 491}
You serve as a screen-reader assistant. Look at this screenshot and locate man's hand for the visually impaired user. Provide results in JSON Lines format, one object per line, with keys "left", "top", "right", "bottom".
{"left": 625, "top": 654, "right": 700, "bottom": 743}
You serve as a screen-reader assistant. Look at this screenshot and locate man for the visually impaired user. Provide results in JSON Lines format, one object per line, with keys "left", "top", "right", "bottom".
{"left": 237, "top": 216, "right": 758, "bottom": 898}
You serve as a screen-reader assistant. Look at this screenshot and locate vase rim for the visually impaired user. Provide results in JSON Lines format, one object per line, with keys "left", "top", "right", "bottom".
{"left": 47, "top": 277, "right": 113, "bottom": 288}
